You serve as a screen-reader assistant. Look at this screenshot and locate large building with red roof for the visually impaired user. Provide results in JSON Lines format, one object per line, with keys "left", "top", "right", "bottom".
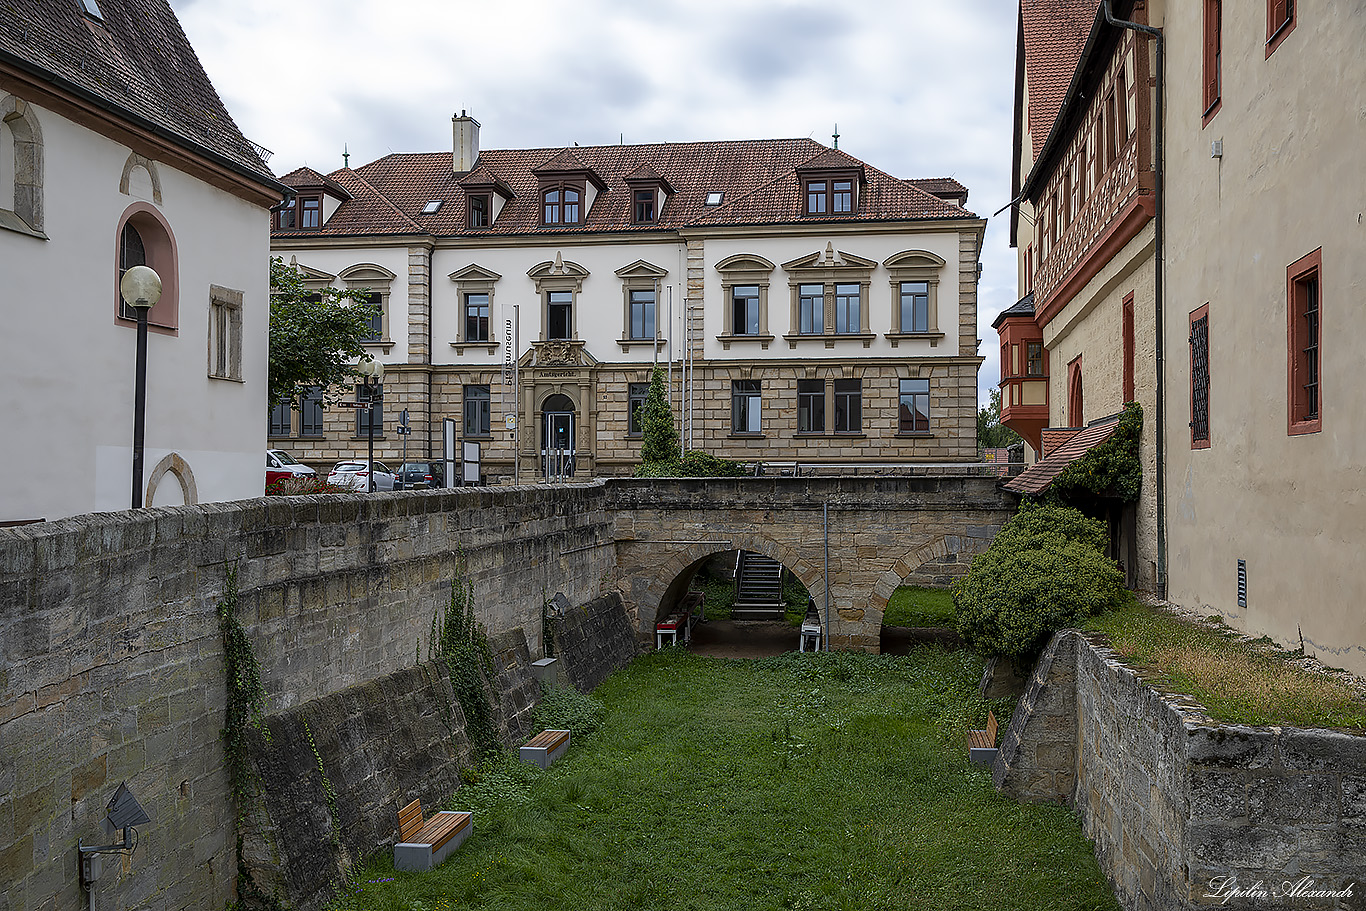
{"left": 270, "top": 117, "right": 987, "bottom": 480}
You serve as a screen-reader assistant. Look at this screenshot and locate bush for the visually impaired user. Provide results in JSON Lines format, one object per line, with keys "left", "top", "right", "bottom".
{"left": 953, "top": 503, "right": 1126, "bottom": 660}
{"left": 533, "top": 685, "right": 606, "bottom": 738}
{"left": 678, "top": 449, "right": 745, "bottom": 477}
{"left": 265, "top": 476, "right": 350, "bottom": 496}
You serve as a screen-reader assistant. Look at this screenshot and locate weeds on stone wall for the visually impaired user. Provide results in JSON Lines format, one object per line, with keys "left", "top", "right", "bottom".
{"left": 302, "top": 718, "right": 342, "bottom": 848}
{"left": 431, "top": 557, "right": 500, "bottom": 761}
{"left": 541, "top": 592, "right": 556, "bottom": 659}
{"left": 217, "top": 564, "right": 285, "bottom": 911}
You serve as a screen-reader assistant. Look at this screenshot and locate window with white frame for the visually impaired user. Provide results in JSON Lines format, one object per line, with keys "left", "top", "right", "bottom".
{"left": 732, "top": 285, "right": 760, "bottom": 335}
{"left": 884, "top": 250, "right": 946, "bottom": 344}
{"left": 732, "top": 380, "right": 761, "bottom": 434}
{"left": 798, "top": 284, "right": 823, "bottom": 334}
{"left": 629, "top": 289, "right": 655, "bottom": 340}
{"left": 834, "top": 283, "right": 861, "bottom": 334}
{"left": 715, "top": 254, "right": 776, "bottom": 346}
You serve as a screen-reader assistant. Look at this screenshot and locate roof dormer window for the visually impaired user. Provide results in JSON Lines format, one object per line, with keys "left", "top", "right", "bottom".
{"left": 634, "top": 188, "right": 656, "bottom": 224}
{"left": 803, "top": 171, "right": 859, "bottom": 216}
{"left": 299, "top": 195, "right": 321, "bottom": 230}
{"left": 542, "top": 183, "right": 583, "bottom": 226}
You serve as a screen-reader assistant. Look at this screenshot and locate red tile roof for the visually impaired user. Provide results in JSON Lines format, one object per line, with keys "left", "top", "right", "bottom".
{"left": 0, "top": 0, "right": 276, "bottom": 185}
{"left": 1021, "top": 0, "right": 1098, "bottom": 159}
{"left": 1003, "top": 413, "right": 1120, "bottom": 495}
{"left": 275, "top": 138, "right": 974, "bottom": 239}
{"left": 908, "top": 177, "right": 970, "bottom": 204}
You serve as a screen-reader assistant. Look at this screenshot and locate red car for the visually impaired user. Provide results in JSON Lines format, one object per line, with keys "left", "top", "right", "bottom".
{"left": 266, "top": 450, "right": 316, "bottom": 487}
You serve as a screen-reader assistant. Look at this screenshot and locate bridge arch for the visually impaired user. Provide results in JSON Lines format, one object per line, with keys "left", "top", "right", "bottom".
{"left": 862, "top": 532, "right": 994, "bottom": 621}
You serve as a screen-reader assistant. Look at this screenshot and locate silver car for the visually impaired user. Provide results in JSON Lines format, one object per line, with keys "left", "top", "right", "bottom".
{"left": 327, "top": 460, "right": 397, "bottom": 492}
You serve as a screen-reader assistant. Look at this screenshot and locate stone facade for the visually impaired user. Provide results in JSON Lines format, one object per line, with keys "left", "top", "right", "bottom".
{"left": 996, "top": 630, "right": 1366, "bottom": 910}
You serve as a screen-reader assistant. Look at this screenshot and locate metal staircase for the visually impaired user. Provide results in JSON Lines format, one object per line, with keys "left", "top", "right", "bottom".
{"left": 731, "top": 551, "right": 786, "bottom": 620}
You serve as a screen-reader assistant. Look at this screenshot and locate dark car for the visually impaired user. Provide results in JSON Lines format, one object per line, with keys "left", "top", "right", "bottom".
{"left": 395, "top": 461, "right": 444, "bottom": 489}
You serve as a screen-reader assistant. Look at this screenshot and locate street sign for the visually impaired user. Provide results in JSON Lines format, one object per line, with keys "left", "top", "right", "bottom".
{"left": 504, "top": 413, "right": 516, "bottom": 430}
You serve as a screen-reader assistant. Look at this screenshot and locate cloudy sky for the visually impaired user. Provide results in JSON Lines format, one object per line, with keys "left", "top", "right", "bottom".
{"left": 170, "top": 0, "right": 1019, "bottom": 400}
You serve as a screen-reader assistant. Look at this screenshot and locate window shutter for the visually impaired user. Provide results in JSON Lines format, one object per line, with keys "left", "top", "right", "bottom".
{"left": 1270, "top": 0, "right": 1287, "bottom": 33}
{"left": 1204, "top": 0, "right": 1220, "bottom": 108}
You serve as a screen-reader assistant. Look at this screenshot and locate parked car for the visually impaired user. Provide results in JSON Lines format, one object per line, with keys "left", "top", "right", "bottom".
{"left": 395, "top": 461, "right": 445, "bottom": 489}
{"left": 327, "top": 460, "right": 397, "bottom": 492}
{"left": 266, "top": 449, "right": 316, "bottom": 487}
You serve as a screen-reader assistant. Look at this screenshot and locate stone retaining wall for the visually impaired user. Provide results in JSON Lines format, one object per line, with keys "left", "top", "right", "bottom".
{"left": 995, "top": 630, "right": 1366, "bottom": 910}
{"left": 0, "top": 484, "right": 617, "bottom": 911}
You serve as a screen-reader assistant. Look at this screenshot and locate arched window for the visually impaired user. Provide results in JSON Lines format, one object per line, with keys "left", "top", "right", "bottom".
{"left": 0, "top": 94, "right": 44, "bottom": 236}
{"left": 1067, "top": 356, "right": 1084, "bottom": 427}
{"left": 543, "top": 188, "right": 560, "bottom": 224}
{"left": 114, "top": 203, "right": 179, "bottom": 330}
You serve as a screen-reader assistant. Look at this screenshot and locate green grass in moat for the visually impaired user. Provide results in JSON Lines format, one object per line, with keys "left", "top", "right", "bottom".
{"left": 882, "top": 586, "right": 957, "bottom": 628}
{"left": 329, "top": 648, "right": 1119, "bottom": 911}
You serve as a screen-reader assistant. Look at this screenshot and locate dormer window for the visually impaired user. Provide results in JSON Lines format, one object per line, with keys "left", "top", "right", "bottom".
{"left": 468, "top": 194, "right": 489, "bottom": 227}
{"left": 542, "top": 184, "right": 583, "bottom": 226}
{"left": 803, "top": 173, "right": 858, "bottom": 216}
{"left": 806, "top": 180, "right": 828, "bottom": 214}
{"left": 276, "top": 197, "right": 295, "bottom": 230}
{"left": 299, "top": 195, "right": 321, "bottom": 230}
{"left": 634, "top": 189, "right": 656, "bottom": 224}
{"left": 833, "top": 179, "right": 853, "bottom": 213}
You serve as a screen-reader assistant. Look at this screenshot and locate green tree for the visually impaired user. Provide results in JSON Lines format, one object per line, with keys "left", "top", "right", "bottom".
{"left": 268, "top": 256, "right": 377, "bottom": 409}
{"left": 977, "top": 387, "right": 1021, "bottom": 450}
{"left": 638, "top": 366, "right": 680, "bottom": 464}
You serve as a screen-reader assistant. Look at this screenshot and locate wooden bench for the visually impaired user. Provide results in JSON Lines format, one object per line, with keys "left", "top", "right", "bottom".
{"left": 393, "top": 799, "right": 472, "bottom": 872}
{"left": 967, "top": 710, "right": 999, "bottom": 767}
{"left": 519, "top": 729, "right": 571, "bottom": 769}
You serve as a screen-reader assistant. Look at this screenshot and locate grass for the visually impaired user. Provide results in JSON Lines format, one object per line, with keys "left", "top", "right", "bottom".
{"left": 1084, "top": 601, "right": 1366, "bottom": 731}
{"left": 330, "top": 648, "right": 1119, "bottom": 911}
{"left": 882, "top": 586, "right": 957, "bottom": 628}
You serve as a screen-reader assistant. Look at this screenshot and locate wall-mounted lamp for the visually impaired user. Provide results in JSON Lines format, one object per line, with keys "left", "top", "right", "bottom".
{"left": 79, "top": 782, "right": 151, "bottom": 899}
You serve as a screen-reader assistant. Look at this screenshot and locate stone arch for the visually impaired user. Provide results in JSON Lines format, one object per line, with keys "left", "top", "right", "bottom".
{"left": 115, "top": 201, "right": 180, "bottom": 331}
{"left": 119, "top": 152, "right": 163, "bottom": 205}
{"left": 145, "top": 452, "right": 197, "bottom": 507}
{"left": 1, "top": 94, "right": 44, "bottom": 234}
{"left": 863, "top": 532, "right": 992, "bottom": 620}
{"left": 627, "top": 529, "right": 828, "bottom": 635}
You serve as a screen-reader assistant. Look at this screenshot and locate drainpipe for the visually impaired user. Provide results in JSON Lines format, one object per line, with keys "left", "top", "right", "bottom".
{"left": 1102, "top": 0, "right": 1166, "bottom": 599}
{"left": 425, "top": 244, "right": 434, "bottom": 460}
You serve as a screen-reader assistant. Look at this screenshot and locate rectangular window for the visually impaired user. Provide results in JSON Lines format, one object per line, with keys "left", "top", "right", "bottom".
{"left": 356, "top": 383, "right": 383, "bottom": 436}
{"left": 469, "top": 194, "right": 490, "bottom": 228}
{"left": 731, "top": 380, "right": 761, "bottom": 434}
{"left": 300, "top": 196, "right": 321, "bottom": 230}
{"left": 834, "top": 379, "right": 861, "bottom": 433}
{"left": 1204, "top": 0, "right": 1222, "bottom": 121}
{"left": 1116, "top": 65, "right": 1130, "bottom": 144}
{"left": 900, "top": 281, "right": 929, "bottom": 333}
{"left": 731, "top": 285, "right": 760, "bottom": 335}
{"left": 1122, "top": 293, "right": 1135, "bottom": 402}
{"left": 832, "top": 179, "right": 853, "bottom": 213}
{"left": 208, "top": 291, "right": 242, "bottom": 381}
{"left": 799, "top": 284, "right": 823, "bottom": 334}
{"left": 834, "top": 283, "right": 860, "bottom": 334}
{"left": 797, "top": 379, "right": 824, "bottom": 433}
{"left": 1104, "top": 91, "right": 1117, "bottom": 165}
{"left": 1287, "top": 249, "right": 1322, "bottom": 434}
{"left": 276, "top": 198, "right": 295, "bottom": 231}
{"left": 1267, "top": 0, "right": 1295, "bottom": 55}
{"left": 464, "top": 292, "right": 490, "bottom": 341}
{"left": 806, "top": 180, "right": 827, "bottom": 214}
{"left": 548, "top": 290, "right": 573, "bottom": 340}
{"left": 464, "top": 384, "right": 491, "bottom": 437}
{"left": 629, "top": 289, "right": 656, "bottom": 340}
{"left": 899, "top": 378, "right": 930, "bottom": 433}
{"left": 1026, "top": 341, "right": 1044, "bottom": 376}
{"left": 300, "top": 387, "right": 325, "bottom": 437}
{"left": 634, "top": 188, "right": 656, "bottom": 223}
{"left": 1190, "top": 305, "right": 1210, "bottom": 448}
{"left": 627, "top": 382, "right": 650, "bottom": 437}
{"left": 362, "top": 292, "right": 383, "bottom": 341}
{"left": 269, "top": 399, "right": 292, "bottom": 437}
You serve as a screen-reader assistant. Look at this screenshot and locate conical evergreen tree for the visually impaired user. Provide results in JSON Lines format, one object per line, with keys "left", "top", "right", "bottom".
{"left": 639, "top": 366, "right": 679, "bottom": 464}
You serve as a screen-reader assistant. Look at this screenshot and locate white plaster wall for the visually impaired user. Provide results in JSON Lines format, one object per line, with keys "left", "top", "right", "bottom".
{"left": 430, "top": 240, "right": 686, "bottom": 367}
{"left": 701, "top": 230, "right": 964, "bottom": 360}
{"left": 0, "top": 100, "right": 271, "bottom": 522}
{"left": 1161, "top": 0, "right": 1366, "bottom": 673}
{"left": 285, "top": 245, "right": 412, "bottom": 364}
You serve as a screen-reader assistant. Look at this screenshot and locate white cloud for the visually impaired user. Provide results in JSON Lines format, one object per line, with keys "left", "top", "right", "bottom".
{"left": 172, "top": 0, "right": 1019, "bottom": 400}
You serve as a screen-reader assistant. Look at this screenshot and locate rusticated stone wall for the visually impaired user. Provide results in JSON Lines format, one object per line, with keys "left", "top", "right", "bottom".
{"left": 995, "top": 630, "right": 1366, "bottom": 910}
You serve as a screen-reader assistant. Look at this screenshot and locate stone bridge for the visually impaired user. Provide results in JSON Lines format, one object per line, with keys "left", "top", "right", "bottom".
{"left": 606, "top": 477, "right": 1017, "bottom": 649}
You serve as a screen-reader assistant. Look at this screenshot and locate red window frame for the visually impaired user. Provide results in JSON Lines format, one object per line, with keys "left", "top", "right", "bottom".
{"left": 1189, "top": 304, "right": 1210, "bottom": 449}
{"left": 1122, "top": 293, "right": 1135, "bottom": 403}
{"left": 1266, "top": 0, "right": 1296, "bottom": 57}
{"left": 1067, "top": 355, "right": 1084, "bottom": 427}
{"left": 1203, "top": 0, "right": 1222, "bottom": 126}
{"left": 1286, "top": 248, "right": 1322, "bottom": 435}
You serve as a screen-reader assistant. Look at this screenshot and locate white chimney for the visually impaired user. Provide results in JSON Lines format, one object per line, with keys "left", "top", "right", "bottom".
{"left": 453, "top": 111, "right": 480, "bottom": 173}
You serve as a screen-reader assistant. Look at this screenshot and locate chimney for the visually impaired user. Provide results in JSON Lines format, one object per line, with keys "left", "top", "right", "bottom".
{"left": 453, "top": 111, "right": 480, "bottom": 173}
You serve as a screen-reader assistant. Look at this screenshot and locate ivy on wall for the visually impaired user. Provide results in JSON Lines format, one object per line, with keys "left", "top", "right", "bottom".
{"left": 1045, "top": 402, "right": 1143, "bottom": 505}
{"left": 432, "top": 556, "right": 500, "bottom": 762}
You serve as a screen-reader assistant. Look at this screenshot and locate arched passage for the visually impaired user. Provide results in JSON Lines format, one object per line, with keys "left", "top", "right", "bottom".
{"left": 862, "top": 532, "right": 994, "bottom": 623}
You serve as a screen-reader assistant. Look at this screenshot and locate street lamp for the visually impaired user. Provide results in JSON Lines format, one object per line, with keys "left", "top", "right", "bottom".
{"left": 120, "top": 265, "right": 161, "bottom": 509}
{"left": 356, "top": 357, "right": 384, "bottom": 492}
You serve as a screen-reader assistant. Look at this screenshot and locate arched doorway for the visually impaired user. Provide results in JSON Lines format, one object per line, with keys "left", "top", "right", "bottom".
{"left": 539, "top": 392, "right": 576, "bottom": 478}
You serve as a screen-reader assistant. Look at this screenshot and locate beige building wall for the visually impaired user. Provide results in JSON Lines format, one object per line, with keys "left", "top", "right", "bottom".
{"left": 1161, "top": 0, "right": 1366, "bottom": 673}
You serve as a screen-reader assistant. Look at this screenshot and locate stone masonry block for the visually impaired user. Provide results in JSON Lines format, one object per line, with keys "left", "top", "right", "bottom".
{"left": 1248, "top": 774, "right": 1340, "bottom": 824}
{"left": 1281, "top": 728, "right": 1366, "bottom": 772}
{"left": 1185, "top": 725, "right": 1278, "bottom": 769}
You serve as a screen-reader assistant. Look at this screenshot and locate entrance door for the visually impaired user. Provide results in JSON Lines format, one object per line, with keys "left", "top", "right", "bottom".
{"left": 540, "top": 394, "right": 576, "bottom": 479}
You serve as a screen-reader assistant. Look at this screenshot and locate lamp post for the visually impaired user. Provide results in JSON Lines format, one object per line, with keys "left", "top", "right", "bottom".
{"left": 356, "top": 357, "right": 384, "bottom": 492}
{"left": 120, "top": 266, "right": 162, "bottom": 509}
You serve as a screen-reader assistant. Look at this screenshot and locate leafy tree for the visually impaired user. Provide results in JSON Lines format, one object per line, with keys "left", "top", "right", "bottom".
{"left": 953, "top": 503, "right": 1127, "bottom": 660}
{"left": 1046, "top": 401, "right": 1143, "bottom": 505}
{"left": 638, "top": 366, "right": 680, "bottom": 464}
{"left": 268, "top": 256, "right": 377, "bottom": 409}
{"left": 977, "top": 387, "right": 1021, "bottom": 450}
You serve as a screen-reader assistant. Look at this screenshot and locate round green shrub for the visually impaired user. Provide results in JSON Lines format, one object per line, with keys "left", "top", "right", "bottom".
{"left": 678, "top": 449, "right": 745, "bottom": 477}
{"left": 953, "top": 504, "right": 1126, "bottom": 659}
